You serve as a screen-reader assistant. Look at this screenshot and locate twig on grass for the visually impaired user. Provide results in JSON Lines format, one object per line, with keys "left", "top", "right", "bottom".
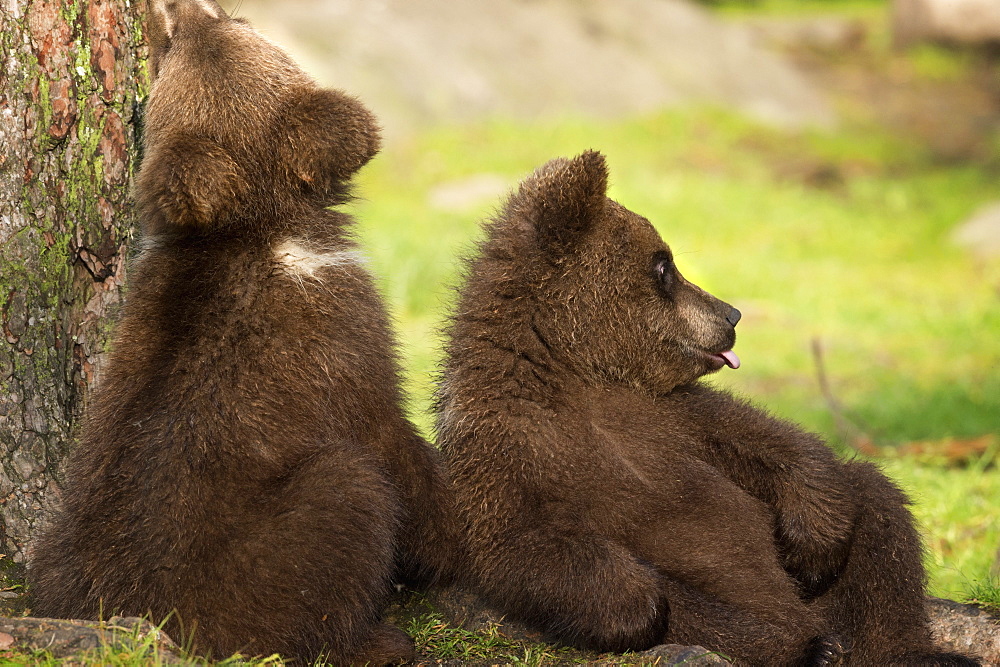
{"left": 810, "top": 337, "right": 875, "bottom": 452}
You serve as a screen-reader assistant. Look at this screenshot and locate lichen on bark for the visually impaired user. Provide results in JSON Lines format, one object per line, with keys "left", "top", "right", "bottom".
{"left": 0, "top": 0, "right": 147, "bottom": 564}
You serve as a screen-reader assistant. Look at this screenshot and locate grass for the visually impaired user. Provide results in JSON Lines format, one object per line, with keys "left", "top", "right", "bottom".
{"left": 885, "top": 456, "right": 1000, "bottom": 597}
{"left": 0, "top": 618, "right": 206, "bottom": 666}
{"left": 394, "top": 595, "right": 735, "bottom": 665}
{"left": 353, "top": 110, "right": 999, "bottom": 440}
{"left": 966, "top": 578, "right": 1000, "bottom": 615}
{"left": 403, "top": 611, "right": 585, "bottom": 665}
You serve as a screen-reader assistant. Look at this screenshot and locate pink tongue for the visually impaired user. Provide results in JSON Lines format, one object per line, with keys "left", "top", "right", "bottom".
{"left": 719, "top": 350, "right": 740, "bottom": 369}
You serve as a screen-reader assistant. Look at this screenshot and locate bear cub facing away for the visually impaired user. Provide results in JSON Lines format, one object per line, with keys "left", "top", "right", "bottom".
{"left": 437, "top": 151, "right": 980, "bottom": 665}
{"left": 29, "top": 0, "right": 455, "bottom": 662}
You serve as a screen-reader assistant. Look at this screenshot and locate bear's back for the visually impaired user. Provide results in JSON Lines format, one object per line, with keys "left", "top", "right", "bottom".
{"left": 40, "top": 215, "right": 401, "bottom": 594}
{"left": 91, "top": 223, "right": 398, "bottom": 470}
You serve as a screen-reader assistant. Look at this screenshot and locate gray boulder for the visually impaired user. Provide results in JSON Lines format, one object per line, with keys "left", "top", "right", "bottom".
{"left": 928, "top": 597, "right": 1000, "bottom": 664}
{"left": 893, "top": 0, "right": 1000, "bottom": 47}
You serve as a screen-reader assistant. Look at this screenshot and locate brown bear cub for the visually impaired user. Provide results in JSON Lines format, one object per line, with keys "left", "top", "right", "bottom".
{"left": 437, "top": 151, "right": 980, "bottom": 665}
{"left": 29, "top": 0, "right": 456, "bottom": 662}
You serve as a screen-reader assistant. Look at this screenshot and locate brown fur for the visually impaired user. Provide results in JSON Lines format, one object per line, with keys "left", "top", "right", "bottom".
{"left": 437, "top": 151, "right": 980, "bottom": 665}
{"left": 29, "top": 1, "right": 457, "bottom": 662}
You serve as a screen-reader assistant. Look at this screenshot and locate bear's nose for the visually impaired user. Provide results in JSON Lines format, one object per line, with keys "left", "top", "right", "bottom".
{"left": 726, "top": 307, "right": 741, "bottom": 327}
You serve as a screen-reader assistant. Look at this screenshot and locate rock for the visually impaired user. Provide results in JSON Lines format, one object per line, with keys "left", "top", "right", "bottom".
{"left": 0, "top": 616, "right": 180, "bottom": 662}
{"left": 234, "top": 0, "right": 833, "bottom": 139}
{"left": 892, "top": 0, "right": 1000, "bottom": 48}
{"left": 637, "top": 643, "right": 732, "bottom": 665}
{"left": 952, "top": 201, "right": 1000, "bottom": 259}
{"left": 927, "top": 597, "right": 1000, "bottom": 664}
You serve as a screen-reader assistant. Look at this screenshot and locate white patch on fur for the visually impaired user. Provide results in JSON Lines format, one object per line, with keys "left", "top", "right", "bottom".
{"left": 274, "top": 239, "right": 365, "bottom": 280}
{"left": 139, "top": 236, "right": 162, "bottom": 253}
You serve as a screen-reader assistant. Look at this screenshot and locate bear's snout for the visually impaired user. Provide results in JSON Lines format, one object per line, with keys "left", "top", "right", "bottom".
{"left": 726, "top": 307, "right": 741, "bottom": 328}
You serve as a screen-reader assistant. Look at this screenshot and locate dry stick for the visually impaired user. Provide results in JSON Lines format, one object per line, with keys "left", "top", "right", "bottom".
{"left": 810, "top": 337, "right": 874, "bottom": 451}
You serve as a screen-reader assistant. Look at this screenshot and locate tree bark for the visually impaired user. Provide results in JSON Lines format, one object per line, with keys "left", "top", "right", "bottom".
{"left": 0, "top": 0, "right": 146, "bottom": 564}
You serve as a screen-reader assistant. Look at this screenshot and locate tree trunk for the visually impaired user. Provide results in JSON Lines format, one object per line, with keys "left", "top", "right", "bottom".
{"left": 0, "top": 0, "right": 146, "bottom": 565}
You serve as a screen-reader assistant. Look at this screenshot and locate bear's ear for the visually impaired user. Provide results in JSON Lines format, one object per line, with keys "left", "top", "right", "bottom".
{"left": 280, "top": 88, "right": 382, "bottom": 194}
{"left": 147, "top": 0, "right": 228, "bottom": 78}
{"left": 516, "top": 150, "right": 609, "bottom": 253}
{"left": 136, "top": 133, "right": 247, "bottom": 230}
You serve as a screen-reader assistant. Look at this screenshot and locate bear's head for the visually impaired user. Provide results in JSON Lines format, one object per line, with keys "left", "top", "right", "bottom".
{"left": 482, "top": 150, "right": 741, "bottom": 395}
{"left": 139, "top": 0, "right": 380, "bottom": 233}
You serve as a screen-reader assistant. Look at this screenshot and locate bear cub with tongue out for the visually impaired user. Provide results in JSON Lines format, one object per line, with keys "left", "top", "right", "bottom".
{"left": 437, "top": 151, "right": 979, "bottom": 665}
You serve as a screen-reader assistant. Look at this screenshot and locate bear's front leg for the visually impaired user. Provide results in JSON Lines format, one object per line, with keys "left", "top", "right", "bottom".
{"left": 668, "top": 384, "right": 858, "bottom": 598}
{"left": 667, "top": 386, "right": 980, "bottom": 663}
{"left": 766, "top": 451, "right": 858, "bottom": 599}
{"left": 813, "top": 461, "right": 980, "bottom": 665}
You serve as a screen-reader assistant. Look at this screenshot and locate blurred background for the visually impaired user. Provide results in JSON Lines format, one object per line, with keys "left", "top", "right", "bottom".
{"left": 231, "top": 0, "right": 998, "bottom": 600}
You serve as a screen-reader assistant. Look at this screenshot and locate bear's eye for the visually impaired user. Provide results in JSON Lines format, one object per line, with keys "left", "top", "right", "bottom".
{"left": 652, "top": 252, "right": 674, "bottom": 292}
